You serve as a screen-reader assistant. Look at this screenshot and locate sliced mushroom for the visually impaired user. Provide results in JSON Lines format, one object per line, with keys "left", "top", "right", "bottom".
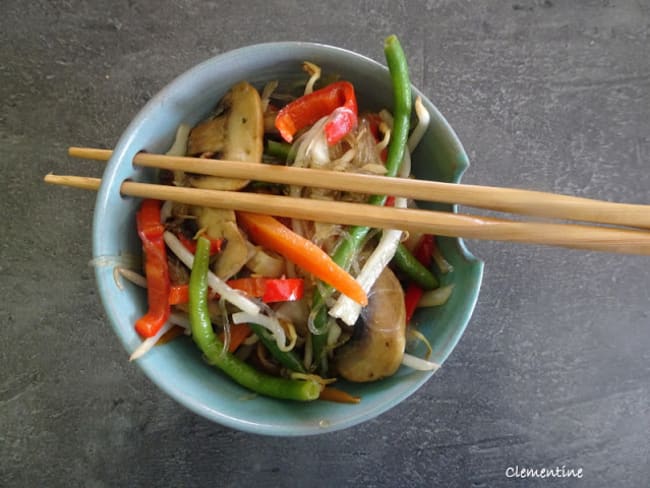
{"left": 187, "top": 117, "right": 227, "bottom": 156}
{"left": 213, "top": 221, "right": 250, "bottom": 280}
{"left": 333, "top": 267, "right": 406, "bottom": 382}
{"left": 245, "top": 245, "right": 286, "bottom": 277}
{"left": 192, "top": 206, "right": 250, "bottom": 280}
{"left": 187, "top": 81, "right": 263, "bottom": 190}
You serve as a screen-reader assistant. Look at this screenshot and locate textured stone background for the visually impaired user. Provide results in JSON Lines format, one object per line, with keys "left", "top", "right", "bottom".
{"left": 2, "top": 1, "right": 649, "bottom": 486}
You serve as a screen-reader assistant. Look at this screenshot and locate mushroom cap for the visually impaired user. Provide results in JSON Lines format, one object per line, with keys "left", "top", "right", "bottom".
{"left": 334, "top": 267, "right": 406, "bottom": 382}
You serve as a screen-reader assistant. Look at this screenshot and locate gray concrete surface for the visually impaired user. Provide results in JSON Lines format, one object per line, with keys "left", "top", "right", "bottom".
{"left": 2, "top": 0, "right": 649, "bottom": 486}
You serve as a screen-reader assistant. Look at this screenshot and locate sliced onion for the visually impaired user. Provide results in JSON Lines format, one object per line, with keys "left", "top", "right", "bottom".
{"left": 232, "top": 311, "right": 290, "bottom": 352}
{"left": 433, "top": 246, "right": 454, "bottom": 274}
{"left": 407, "top": 97, "right": 430, "bottom": 152}
{"left": 129, "top": 312, "right": 190, "bottom": 361}
{"left": 160, "top": 200, "right": 173, "bottom": 223}
{"left": 375, "top": 124, "right": 391, "bottom": 152}
{"left": 401, "top": 353, "right": 440, "bottom": 371}
{"left": 292, "top": 117, "right": 330, "bottom": 173}
{"left": 302, "top": 61, "right": 322, "bottom": 95}
{"left": 418, "top": 285, "right": 454, "bottom": 308}
{"left": 129, "top": 322, "right": 175, "bottom": 361}
{"left": 407, "top": 328, "right": 433, "bottom": 360}
{"left": 116, "top": 268, "right": 147, "bottom": 288}
{"left": 260, "top": 80, "right": 279, "bottom": 112}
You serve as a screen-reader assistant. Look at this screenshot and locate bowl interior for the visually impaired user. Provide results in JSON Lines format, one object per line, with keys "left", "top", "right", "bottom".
{"left": 93, "top": 42, "right": 483, "bottom": 436}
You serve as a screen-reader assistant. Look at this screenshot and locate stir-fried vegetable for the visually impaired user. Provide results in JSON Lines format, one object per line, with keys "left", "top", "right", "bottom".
{"left": 176, "top": 232, "right": 223, "bottom": 255}
{"left": 402, "top": 233, "right": 441, "bottom": 324}
{"left": 310, "top": 34, "right": 414, "bottom": 369}
{"left": 393, "top": 243, "right": 439, "bottom": 290}
{"left": 334, "top": 268, "right": 406, "bottom": 382}
{"left": 328, "top": 96, "right": 431, "bottom": 327}
{"left": 189, "top": 236, "right": 321, "bottom": 401}
{"left": 247, "top": 322, "right": 307, "bottom": 374}
{"left": 237, "top": 212, "right": 367, "bottom": 306}
{"left": 275, "top": 81, "right": 358, "bottom": 145}
{"left": 186, "top": 81, "right": 263, "bottom": 190}
{"left": 227, "top": 277, "right": 304, "bottom": 303}
{"left": 219, "top": 323, "right": 252, "bottom": 353}
{"left": 319, "top": 386, "right": 360, "bottom": 404}
{"left": 134, "top": 199, "right": 171, "bottom": 338}
{"left": 163, "top": 231, "right": 261, "bottom": 316}
{"left": 123, "top": 35, "right": 457, "bottom": 403}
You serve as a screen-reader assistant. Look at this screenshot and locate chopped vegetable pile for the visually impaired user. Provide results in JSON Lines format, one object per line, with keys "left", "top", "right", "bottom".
{"left": 123, "top": 35, "right": 454, "bottom": 403}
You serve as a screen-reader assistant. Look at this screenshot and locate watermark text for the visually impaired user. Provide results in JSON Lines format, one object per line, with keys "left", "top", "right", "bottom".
{"left": 505, "top": 465, "right": 583, "bottom": 479}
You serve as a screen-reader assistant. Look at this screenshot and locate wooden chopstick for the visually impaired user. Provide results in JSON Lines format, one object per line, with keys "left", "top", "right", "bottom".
{"left": 44, "top": 173, "right": 650, "bottom": 256}
{"left": 69, "top": 146, "right": 650, "bottom": 230}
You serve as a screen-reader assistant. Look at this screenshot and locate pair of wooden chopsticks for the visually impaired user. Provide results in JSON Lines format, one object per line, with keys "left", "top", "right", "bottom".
{"left": 44, "top": 147, "right": 650, "bottom": 255}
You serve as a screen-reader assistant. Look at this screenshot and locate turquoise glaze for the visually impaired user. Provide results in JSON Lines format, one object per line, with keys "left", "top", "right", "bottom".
{"left": 93, "top": 42, "right": 483, "bottom": 436}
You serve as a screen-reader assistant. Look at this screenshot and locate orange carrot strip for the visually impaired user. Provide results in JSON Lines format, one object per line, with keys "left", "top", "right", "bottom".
{"left": 237, "top": 212, "right": 368, "bottom": 306}
{"left": 319, "top": 386, "right": 361, "bottom": 404}
{"left": 219, "top": 323, "right": 252, "bottom": 353}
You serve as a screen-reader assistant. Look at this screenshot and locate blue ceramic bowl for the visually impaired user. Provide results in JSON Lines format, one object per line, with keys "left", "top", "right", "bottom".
{"left": 93, "top": 42, "right": 483, "bottom": 436}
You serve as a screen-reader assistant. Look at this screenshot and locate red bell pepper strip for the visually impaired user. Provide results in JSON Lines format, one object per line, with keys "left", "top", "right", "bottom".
{"left": 227, "top": 277, "right": 304, "bottom": 303}
{"left": 168, "top": 284, "right": 214, "bottom": 305}
{"left": 414, "top": 234, "right": 436, "bottom": 268}
{"left": 366, "top": 113, "right": 389, "bottom": 161}
{"left": 404, "top": 235, "right": 437, "bottom": 325}
{"left": 134, "top": 199, "right": 171, "bottom": 338}
{"left": 275, "top": 81, "right": 358, "bottom": 145}
{"left": 404, "top": 282, "right": 424, "bottom": 325}
{"left": 168, "top": 284, "right": 190, "bottom": 306}
{"left": 168, "top": 277, "right": 304, "bottom": 305}
{"left": 177, "top": 233, "right": 223, "bottom": 255}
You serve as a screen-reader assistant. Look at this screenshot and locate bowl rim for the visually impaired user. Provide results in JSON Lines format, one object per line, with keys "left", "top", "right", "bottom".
{"left": 92, "top": 41, "right": 484, "bottom": 436}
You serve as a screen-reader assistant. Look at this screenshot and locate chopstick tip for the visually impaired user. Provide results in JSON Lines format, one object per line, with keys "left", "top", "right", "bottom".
{"left": 42, "top": 173, "right": 102, "bottom": 191}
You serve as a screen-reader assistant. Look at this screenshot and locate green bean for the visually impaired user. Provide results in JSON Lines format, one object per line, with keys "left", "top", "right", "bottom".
{"left": 248, "top": 322, "right": 307, "bottom": 374}
{"left": 189, "top": 236, "right": 320, "bottom": 401}
{"left": 265, "top": 140, "right": 292, "bottom": 161}
{"left": 392, "top": 243, "right": 439, "bottom": 290}
{"left": 309, "top": 304, "right": 334, "bottom": 373}
{"left": 310, "top": 35, "right": 413, "bottom": 369}
{"left": 381, "top": 35, "right": 413, "bottom": 184}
